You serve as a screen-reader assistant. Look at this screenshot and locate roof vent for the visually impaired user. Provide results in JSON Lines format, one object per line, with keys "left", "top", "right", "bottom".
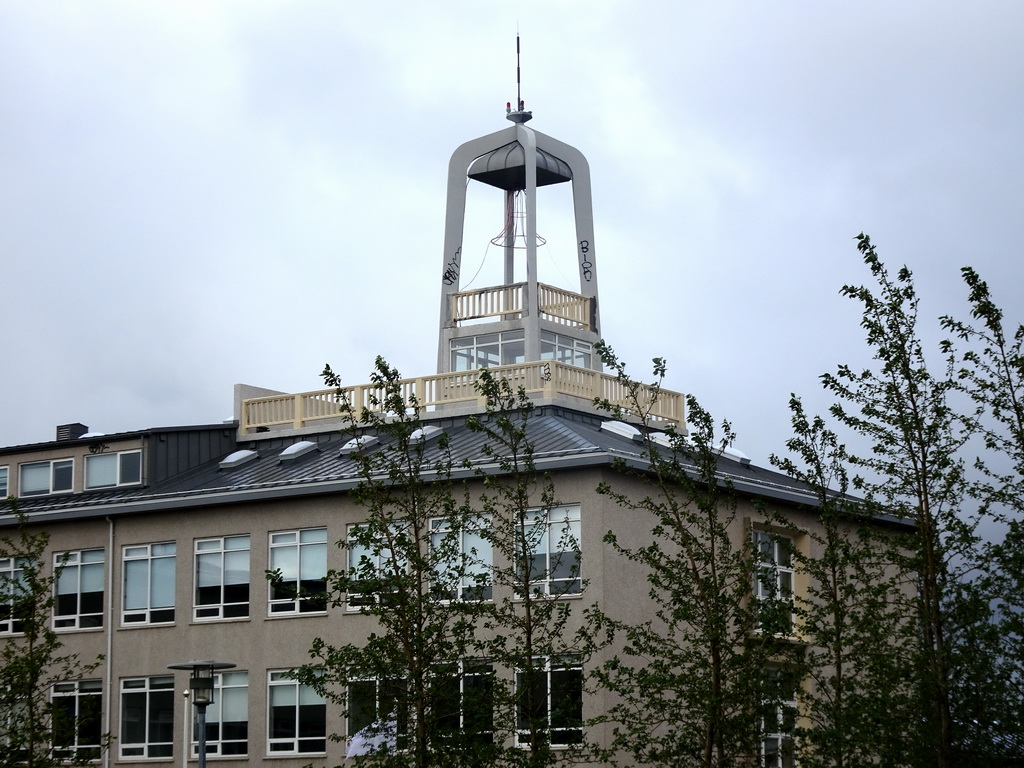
{"left": 219, "top": 449, "right": 258, "bottom": 470}
{"left": 56, "top": 423, "right": 88, "bottom": 441}
{"left": 600, "top": 420, "right": 643, "bottom": 443}
{"left": 409, "top": 426, "right": 444, "bottom": 445}
{"left": 279, "top": 441, "right": 318, "bottom": 463}
{"left": 340, "top": 435, "right": 379, "bottom": 456}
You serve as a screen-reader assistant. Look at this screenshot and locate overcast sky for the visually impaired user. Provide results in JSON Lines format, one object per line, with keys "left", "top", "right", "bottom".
{"left": 2, "top": 1, "right": 1021, "bottom": 468}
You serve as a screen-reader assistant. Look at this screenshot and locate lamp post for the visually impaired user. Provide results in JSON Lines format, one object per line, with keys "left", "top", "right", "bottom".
{"left": 168, "top": 660, "right": 236, "bottom": 768}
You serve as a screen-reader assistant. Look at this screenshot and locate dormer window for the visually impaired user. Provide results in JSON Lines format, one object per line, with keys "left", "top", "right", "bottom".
{"left": 20, "top": 459, "right": 73, "bottom": 496}
{"left": 85, "top": 450, "right": 142, "bottom": 489}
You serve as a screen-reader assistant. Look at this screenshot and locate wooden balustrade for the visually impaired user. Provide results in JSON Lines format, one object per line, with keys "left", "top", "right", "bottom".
{"left": 240, "top": 362, "right": 684, "bottom": 433}
{"left": 451, "top": 283, "right": 593, "bottom": 330}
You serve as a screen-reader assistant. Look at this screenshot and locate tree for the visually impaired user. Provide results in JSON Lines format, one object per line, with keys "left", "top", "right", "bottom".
{"left": 772, "top": 397, "right": 918, "bottom": 768}
{"left": 0, "top": 504, "right": 107, "bottom": 768}
{"left": 587, "top": 345, "right": 793, "bottom": 768}
{"left": 817, "top": 234, "right": 998, "bottom": 767}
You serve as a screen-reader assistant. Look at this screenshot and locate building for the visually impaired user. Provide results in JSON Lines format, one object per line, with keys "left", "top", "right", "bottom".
{"left": 1, "top": 100, "right": 844, "bottom": 767}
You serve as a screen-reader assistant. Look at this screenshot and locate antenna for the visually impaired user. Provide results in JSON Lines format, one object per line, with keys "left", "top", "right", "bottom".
{"left": 506, "top": 32, "right": 532, "bottom": 123}
{"left": 516, "top": 34, "right": 522, "bottom": 110}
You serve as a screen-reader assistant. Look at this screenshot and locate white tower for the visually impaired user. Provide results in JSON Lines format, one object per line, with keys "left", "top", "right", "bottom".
{"left": 436, "top": 68, "right": 602, "bottom": 376}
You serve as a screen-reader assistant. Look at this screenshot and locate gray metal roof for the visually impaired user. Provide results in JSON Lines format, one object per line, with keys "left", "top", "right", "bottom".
{"left": 467, "top": 143, "right": 573, "bottom": 190}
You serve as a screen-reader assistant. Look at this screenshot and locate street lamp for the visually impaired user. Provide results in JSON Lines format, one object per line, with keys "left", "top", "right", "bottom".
{"left": 168, "top": 660, "right": 236, "bottom": 768}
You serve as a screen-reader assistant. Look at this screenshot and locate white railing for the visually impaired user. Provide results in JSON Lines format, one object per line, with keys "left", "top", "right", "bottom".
{"left": 240, "top": 361, "right": 684, "bottom": 433}
{"left": 451, "top": 283, "right": 593, "bottom": 330}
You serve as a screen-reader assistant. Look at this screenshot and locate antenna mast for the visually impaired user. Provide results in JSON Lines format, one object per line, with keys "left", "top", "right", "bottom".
{"left": 506, "top": 33, "right": 532, "bottom": 123}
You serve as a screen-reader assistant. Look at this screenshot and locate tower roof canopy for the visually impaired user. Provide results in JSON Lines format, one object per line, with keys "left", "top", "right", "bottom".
{"left": 467, "top": 141, "right": 573, "bottom": 190}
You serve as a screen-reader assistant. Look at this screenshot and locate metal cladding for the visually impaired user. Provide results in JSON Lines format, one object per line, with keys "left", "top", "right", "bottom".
{"left": 467, "top": 142, "right": 573, "bottom": 191}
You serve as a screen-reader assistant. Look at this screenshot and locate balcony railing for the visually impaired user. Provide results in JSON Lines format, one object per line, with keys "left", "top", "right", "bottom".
{"left": 451, "top": 283, "right": 594, "bottom": 330}
{"left": 240, "top": 361, "right": 684, "bottom": 433}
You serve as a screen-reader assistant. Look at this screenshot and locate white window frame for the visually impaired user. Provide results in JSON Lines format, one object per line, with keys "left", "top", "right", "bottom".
{"left": 0, "top": 556, "right": 29, "bottom": 635}
{"left": 192, "top": 670, "right": 248, "bottom": 757}
{"left": 516, "top": 656, "right": 583, "bottom": 747}
{"left": 522, "top": 505, "right": 582, "bottom": 597}
{"left": 194, "top": 535, "right": 250, "bottom": 621}
{"left": 52, "top": 679, "right": 103, "bottom": 761}
{"left": 430, "top": 516, "right": 492, "bottom": 602}
{"left": 19, "top": 458, "right": 73, "bottom": 497}
{"left": 450, "top": 329, "right": 526, "bottom": 372}
{"left": 540, "top": 330, "right": 592, "bottom": 369}
{"left": 0, "top": 466, "right": 8, "bottom": 498}
{"left": 84, "top": 450, "right": 142, "bottom": 489}
{"left": 345, "top": 523, "right": 406, "bottom": 610}
{"left": 268, "top": 528, "right": 327, "bottom": 615}
{"left": 54, "top": 548, "right": 105, "bottom": 630}
{"left": 761, "top": 669, "right": 797, "bottom": 768}
{"left": 431, "top": 660, "right": 493, "bottom": 740}
{"left": 753, "top": 530, "right": 795, "bottom": 635}
{"left": 122, "top": 542, "right": 176, "bottom": 625}
{"left": 267, "top": 671, "right": 326, "bottom": 755}
{"left": 120, "top": 675, "right": 175, "bottom": 759}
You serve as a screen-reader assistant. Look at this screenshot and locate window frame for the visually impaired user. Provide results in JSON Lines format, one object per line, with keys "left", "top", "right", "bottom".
{"left": 431, "top": 660, "right": 494, "bottom": 741}
{"left": 194, "top": 535, "right": 250, "bottom": 621}
{"left": 84, "top": 450, "right": 142, "bottom": 490}
{"left": 19, "top": 458, "right": 73, "bottom": 497}
{"left": 345, "top": 523, "right": 407, "bottom": 610}
{"left": 122, "top": 542, "right": 176, "bottom": 625}
{"left": 429, "top": 516, "right": 492, "bottom": 602}
{"left": 0, "top": 555, "right": 30, "bottom": 635}
{"left": 54, "top": 548, "right": 105, "bottom": 630}
{"left": 753, "top": 530, "right": 796, "bottom": 636}
{"left": 450, "top": 329, "right": 526, "bottom": 372}
{"left": 267, "top": 670, "right": 327, "bottom": 755}
{"left": 516, "top": 656, "right": 583, "bottom": 747}
{"left": 191, "top": 670, "right": 248, "bottom": 757}
{"left": 521, "top": 505, "right": 582, "bottom": 598}
{"left": 539, "top": 330, "right": 592, "bottom": 369}
{"left": 52, "top": 679, "right": 103, "bottom": 761}
{"left": 0, "top": 466, "right": 8, "bottom": 498}
{"left": 268, "top": 528, "right": 328, "bottom": 615}
{"left": 761, "top": 669, "right": 797, "bottom": 768}
{"left": 120, "top": 675, "right": 175, "bottom": 759}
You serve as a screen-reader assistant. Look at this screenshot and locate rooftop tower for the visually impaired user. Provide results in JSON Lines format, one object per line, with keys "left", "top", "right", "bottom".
{"left": 436, "top": 42, "right": 601, "bottom": 376}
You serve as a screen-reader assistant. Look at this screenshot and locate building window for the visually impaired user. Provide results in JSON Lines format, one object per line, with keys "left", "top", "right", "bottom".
{"left": 194, "top": 535, "right": 250, "bottom": 621}
{"left": 522, "top": 505, "right": 581, "bottom": 597}
{"left": 85, "top": 450, "right": 142, "bottom": 489}
{"left": 193, "top": 671, "right": 248, "bottom": 757}
{"left": 268, "top": 671, "right": 326, "bottom": 754}
{"left": 516, "top": 656, "right": 583, "bottom": 746}
{"left": 347, "top": 678, "right": 406, "bottom": 743}
{"left": 753, "top": 531, "right": 795, "bottom": 635}
{"left": 0, "top": 467, "right": 8, "bottom": 498}
{"left": 54, "top": 549, "right": 104, "bottom": 630}
{"left": 540, "top": 331, "right": 592, "bottom": 369}
{"left": 268, "top": 529, "right": 327, "bottom": 614}
{"left": 432, "top": 661, "right": 494, "bottom": 740}
{"left": 761, "top": 669, "right": 797, "bottom": 768}
{"left": 346, "top": 523, "right": 407, "bottom": 609}
{"left": 123, "top": 542, "right": 176, "bottom": 625}
{"left": 430, "top": 517, "right": 492, "bottom": 601}
{"left": 19, "top": 459, "right": 73, "bottom": 497}
{"left": 450, "top": 329, "right": 525, "bottom": 372}
{"left": 52, "top": 679, "right": 103, "bottom": 761}
{"left": 0, "top": 556, "right": 29, "bottom": 635}
{"left": 120, "top": 676, "right": 174, "bottom": 759}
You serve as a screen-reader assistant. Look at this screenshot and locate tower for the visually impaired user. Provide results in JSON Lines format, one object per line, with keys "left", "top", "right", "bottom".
{"left": 436, "top": 69, "right": 602, "bottom": 376}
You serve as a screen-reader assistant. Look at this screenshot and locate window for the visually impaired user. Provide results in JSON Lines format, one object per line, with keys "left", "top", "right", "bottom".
{"left": 19, "top": 459, "right": 72, "bottom": 496}
{"left": 450, "top": 330, "right": 525, "bottom": 372}
{"left": 522, "top": 505, "right": 581, "bottom": 597}
{"left": 194, "top": 535, "right": 249, "bottom": 620}
{"left": 268, "top": 671, "right": 326, "bottom": 754}
{"left": 430, "top": 517, "right": 492, "bottom": 601}
{"left": 52, "top": 679, "right": 103, "bottom": 761}
{"left": 432, "top": 661, "right": 493, "bottom": 741}
{"left": 753, "top": 531, "right": 795, "bottom": 635}
{"left": 540, "top": 331, "right": 592, "bottom": 369}
{"left": 193, "top": 671, "right": 248, "bottom": 757}
{"left": 269, "top": 529, "right": 327, "bottom": 614}
{"left": 347, "top": 678, "right": 406, "bottom": 740}
{"left": 123, "top": 542, "right": 176, "bottom": 624}
{"left": 120, "top": 676, "right": 174, "bottom": 759}
{"left": 0, "top": 556, "right": 29, "bottom": 635}
{"left": 55, "top": 549, "right": 104, "bottom": 630}
{"left": 761, "top": 669, "right": 797, "bottom": 768}
{"left": 85, "top": 450, "right": 141, "bottom": 489}
{"left": 346, "top": 523, "right": 405, "bottom": 609}
{"left": 0, "top": 467, "right": 8, "bottom": 498}
{"left": 517, "top": 657, "right": 582, "bottom": 746}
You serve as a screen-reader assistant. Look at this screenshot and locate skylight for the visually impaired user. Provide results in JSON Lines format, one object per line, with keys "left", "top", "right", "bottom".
{"left": 219, "top": 449, "right": 258, "bottom": 470}
{"left": 340, "top": 435, "right": 379, "bottom": 456}
{"left": 409, "top": 426, "right": 444, "bottom": 445}
{"left": 600, "top": 420, "right": 642, "bottom": 442}
{"left": 279, "top": 441, "right": 317, "bottom": 462}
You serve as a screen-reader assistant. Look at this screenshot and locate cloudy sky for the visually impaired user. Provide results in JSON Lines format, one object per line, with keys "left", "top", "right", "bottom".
{"left": 2, "top": 1, "right": 1021, "bottom": 467}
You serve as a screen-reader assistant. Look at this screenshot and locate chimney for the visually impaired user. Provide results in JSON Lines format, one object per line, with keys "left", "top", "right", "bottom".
{"left": 56, "top": 423, "right": 88, "bottom": 441}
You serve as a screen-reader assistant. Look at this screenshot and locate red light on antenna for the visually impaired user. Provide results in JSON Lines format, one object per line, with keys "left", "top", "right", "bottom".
{"left": 519, "top": 100, "right": 525, "bottom": 110}
{"left": 506, "top": 101, "right": 511, "bottom": 113}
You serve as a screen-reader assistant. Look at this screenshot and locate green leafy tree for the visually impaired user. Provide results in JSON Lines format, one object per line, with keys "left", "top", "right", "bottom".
{"left": 0, "top": 505, "right": 107, "bottom": 768}
{"left": 587, "top": 345, "right": 793, "bottom": 768}
{"left": 772, "top": 397, "right": 917, "bottom": 768}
